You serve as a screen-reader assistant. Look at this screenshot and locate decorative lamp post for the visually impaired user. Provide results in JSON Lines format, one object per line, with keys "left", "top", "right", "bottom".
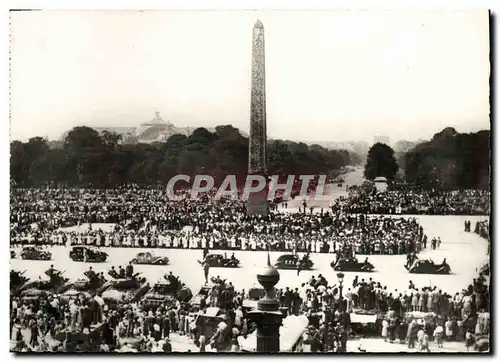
{"left": 248, "top": 252, "right": 284, "bottom": 353}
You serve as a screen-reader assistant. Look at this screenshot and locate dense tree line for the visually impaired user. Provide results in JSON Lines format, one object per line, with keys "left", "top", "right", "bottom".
{"left": 10, "top": 125, "right": 362, "bottom": 188}
{"left": 403, "top": 127, "right": 490, "bottom": 190}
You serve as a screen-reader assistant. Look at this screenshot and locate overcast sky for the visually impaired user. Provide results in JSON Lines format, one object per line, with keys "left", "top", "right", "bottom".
{"left": 10, "top": 10, "right": 490, "bottom": 143}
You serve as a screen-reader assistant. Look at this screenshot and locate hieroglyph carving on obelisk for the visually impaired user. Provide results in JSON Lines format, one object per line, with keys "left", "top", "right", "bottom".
{"left": 247, "top": 20, "right": 269, "bottom": 216}
{"left": 249, "top": 19, "right": 267, "bottom": 175}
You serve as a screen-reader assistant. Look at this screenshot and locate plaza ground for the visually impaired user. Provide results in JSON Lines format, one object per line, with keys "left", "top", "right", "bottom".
{"left": 10, "top": 214, "right": 489, "bottom": 353}
{"left": 11, "top": 215, "right": 489, "bottom": 299}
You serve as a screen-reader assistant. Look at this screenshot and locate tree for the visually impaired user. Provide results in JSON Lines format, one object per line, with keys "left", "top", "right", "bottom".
{"left": 364, "top": 143, "right": 399, "bottom": 181}
{"left": 10, "top": 125, "right": 362, "bottom": 188}
{"left": 10, "top": 141, "right": 28, "bottom": 184}
{"left": 403, "top": 128, "right": 490, "bottom": 190}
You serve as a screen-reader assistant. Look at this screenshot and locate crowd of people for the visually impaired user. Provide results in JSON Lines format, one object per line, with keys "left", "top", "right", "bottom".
{"left": 335, "top": 186, "right": 490, "bottom": 215}
{"left": 301, "top": 268, "right": 489, "bottom": 352}
{"left": 9, "top": 184, "right": 491, "bottom": 353}
{"left": 474, "top": 221, "right": 490, "bottom": 241}
{"left": 10, "top": 259, "right": 490, "bottom": 353}
{"left": 11, "top": 188, "right": 428, "bottom": 256}
{"left": 473, "top": 220, "right": 490, "bottom": 256}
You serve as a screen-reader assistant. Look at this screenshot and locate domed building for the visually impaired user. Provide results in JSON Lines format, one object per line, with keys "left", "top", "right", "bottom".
{"left": 58, "top": 111, "right": 223, "bottom": 145}
{"left": 135, "top": 111, "right": 180, "bottom": 143}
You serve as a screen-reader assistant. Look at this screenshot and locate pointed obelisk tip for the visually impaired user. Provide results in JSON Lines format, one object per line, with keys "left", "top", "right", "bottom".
{"left": 267, "top": 251, "right": 271, "bottom": 267}
{"left": 254, "top": 19, "right": 263, "bottom": 28}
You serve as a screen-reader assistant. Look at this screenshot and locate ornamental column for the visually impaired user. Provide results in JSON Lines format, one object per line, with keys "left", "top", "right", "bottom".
{"left": 248, "top": 253, "right": 284, "bottom": 352}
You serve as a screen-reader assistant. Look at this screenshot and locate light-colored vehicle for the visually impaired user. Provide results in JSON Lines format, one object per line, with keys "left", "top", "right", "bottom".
{"left": 130, "top": 252, "right": 169, "bottom": 265}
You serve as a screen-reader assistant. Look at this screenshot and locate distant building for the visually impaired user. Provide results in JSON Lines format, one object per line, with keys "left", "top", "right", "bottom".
{"left": 134, "top": 111, "right": 176, "bottom": 143}
{"left": 58, "top": 112, "right": 221, "bottom": 144}
{"left": 373, "top": 135, "right": 390, "bottom": 146}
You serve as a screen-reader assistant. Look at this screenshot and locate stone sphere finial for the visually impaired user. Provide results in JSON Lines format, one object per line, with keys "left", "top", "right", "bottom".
{"left": 257, "top": 251, "right": 279, "bottom": 290}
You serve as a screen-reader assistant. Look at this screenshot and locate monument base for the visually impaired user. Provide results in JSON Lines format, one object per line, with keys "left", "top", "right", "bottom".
{"left": 246, "top": 176, "right": 269, "bottom": 216}
{"left": 247, "top": 195, "right": 269, "bottom": 216}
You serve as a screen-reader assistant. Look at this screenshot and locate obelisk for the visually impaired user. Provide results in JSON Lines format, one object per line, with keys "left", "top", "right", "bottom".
{"left": 247, "top": 19, "right": 269, "bottom": 216}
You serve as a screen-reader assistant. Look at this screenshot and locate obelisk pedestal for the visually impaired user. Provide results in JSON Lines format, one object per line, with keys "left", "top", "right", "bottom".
{"left": 247, "top": 19, "right": 269, "bottom": 217}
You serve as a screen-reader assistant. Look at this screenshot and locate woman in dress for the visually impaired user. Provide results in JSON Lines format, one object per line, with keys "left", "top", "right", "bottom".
{"left": 381, "top": 319, "right": 389, "bottom": 342}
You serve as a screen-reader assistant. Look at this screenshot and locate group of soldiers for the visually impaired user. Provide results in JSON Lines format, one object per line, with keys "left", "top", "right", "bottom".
{"left": 108, "top": 263, "right": 135, "bottom": 279}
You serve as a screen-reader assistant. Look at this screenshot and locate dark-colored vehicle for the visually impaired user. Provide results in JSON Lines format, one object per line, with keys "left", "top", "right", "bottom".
{"left": 203, "top": 253, "right": 240, "bottom": 268}
{"left": 242, "top": 286, "right": 266, "bottom": 311}
{"left": 331, "top": 258, "right": 375, "bottom": 272}
{"left": 53, "top": 323, "right": 106, "bottom": 352}
{"left": 60, "top": 272, "right": 109, "bottom": 303}
{"left": 191, "top": 285, "right": 212, "bottom": 308}
{"left": 10, "top": 270, "right": 28, "bottom": 293}
{"left": 141, "top": 279, "right": 193, "bottom": 309}
{"left": 10, "top": 250, "right": 16, "bottom": 259}
{"left": 19, "top": 270, "right": 71, "bottom": 301}
{"left": 70, "top": 246, "right": 108, "bottom": 262}
{"left": 406, "top": 259, "right": 451, "bottom": 274}
{"left": 274, "top": 254, "right": 314, "bottom": 270}
{"left": 20, "top": 246, "right": 52, "bottom": 260}
{"left": 101, "top": 273, "right": 150, "bottom": 307}
{"left": 130, "top": 252, "right": 169, "bottom": 265}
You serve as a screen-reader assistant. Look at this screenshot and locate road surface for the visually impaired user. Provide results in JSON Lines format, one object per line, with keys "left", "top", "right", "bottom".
{"left": 11, "top": 216, "right": 489, "bottom": 296}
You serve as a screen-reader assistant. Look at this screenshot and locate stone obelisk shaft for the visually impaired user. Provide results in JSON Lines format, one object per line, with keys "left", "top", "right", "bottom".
{"left": 247, "top": 20, "right": 269, "bottom": 216}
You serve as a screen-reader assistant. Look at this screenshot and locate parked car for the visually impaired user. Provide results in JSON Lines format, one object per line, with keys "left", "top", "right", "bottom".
{"left": 274, "top": 254, "right": 314, "bottom": 270}
{"left": 20, "top": 246, "right": 52, "bottom": 261}
{"left": 406, "top": 259, "right": 451, "bottom": 274}
{"left": 69, "top": 246, "right": 108, "bottom": 262}
{"left": 202, "top": 253, "right": 240, "bottom": 268}
{"left": 331, "top": 257, "right": 375, "bottom": 272}
{"left": 130, "top": 252, "right": 169, "bottom": 265}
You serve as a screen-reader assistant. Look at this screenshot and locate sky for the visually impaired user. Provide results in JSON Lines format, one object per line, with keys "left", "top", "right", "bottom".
{"left": 10, "top": 9, "right": 490, "bottom": 143}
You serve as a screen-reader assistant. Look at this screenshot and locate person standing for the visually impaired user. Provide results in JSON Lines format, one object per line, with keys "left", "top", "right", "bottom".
{"left": 465, "top": 330, "right": 475, "bottom": 351}
{"left": 29, "top": 317, "right": 38, "bottom": 347}
{"left": 445, "top": 317, "right": 453, "bottom": 341}
{"left": 434, "top": 324, "right": 444, "bottom": 348}
{"left": 162, "top": 338, "right": 172, "bottom": 352}
{"left": 407, "top": 320, "right": 416, "bottom": 349}
{"left": 199, "top": 335, "right": 206, "bottom": 352}
{"left": 382, "top": 319, "right": 389, "bottom": 342}
{"left": 202, "top": 260, "right": 210, "bottom": 284}
{"left": 420, "top": 332, "right": 430, "bottom": 353}
{"left": 125, "top": 262, "right": 134, "bottom": 279}
{"left": 161, "top": 313, "right": 170, "bottom": 339}
{"left": 230, "top": 337, "right": 240, "bottom": 352}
